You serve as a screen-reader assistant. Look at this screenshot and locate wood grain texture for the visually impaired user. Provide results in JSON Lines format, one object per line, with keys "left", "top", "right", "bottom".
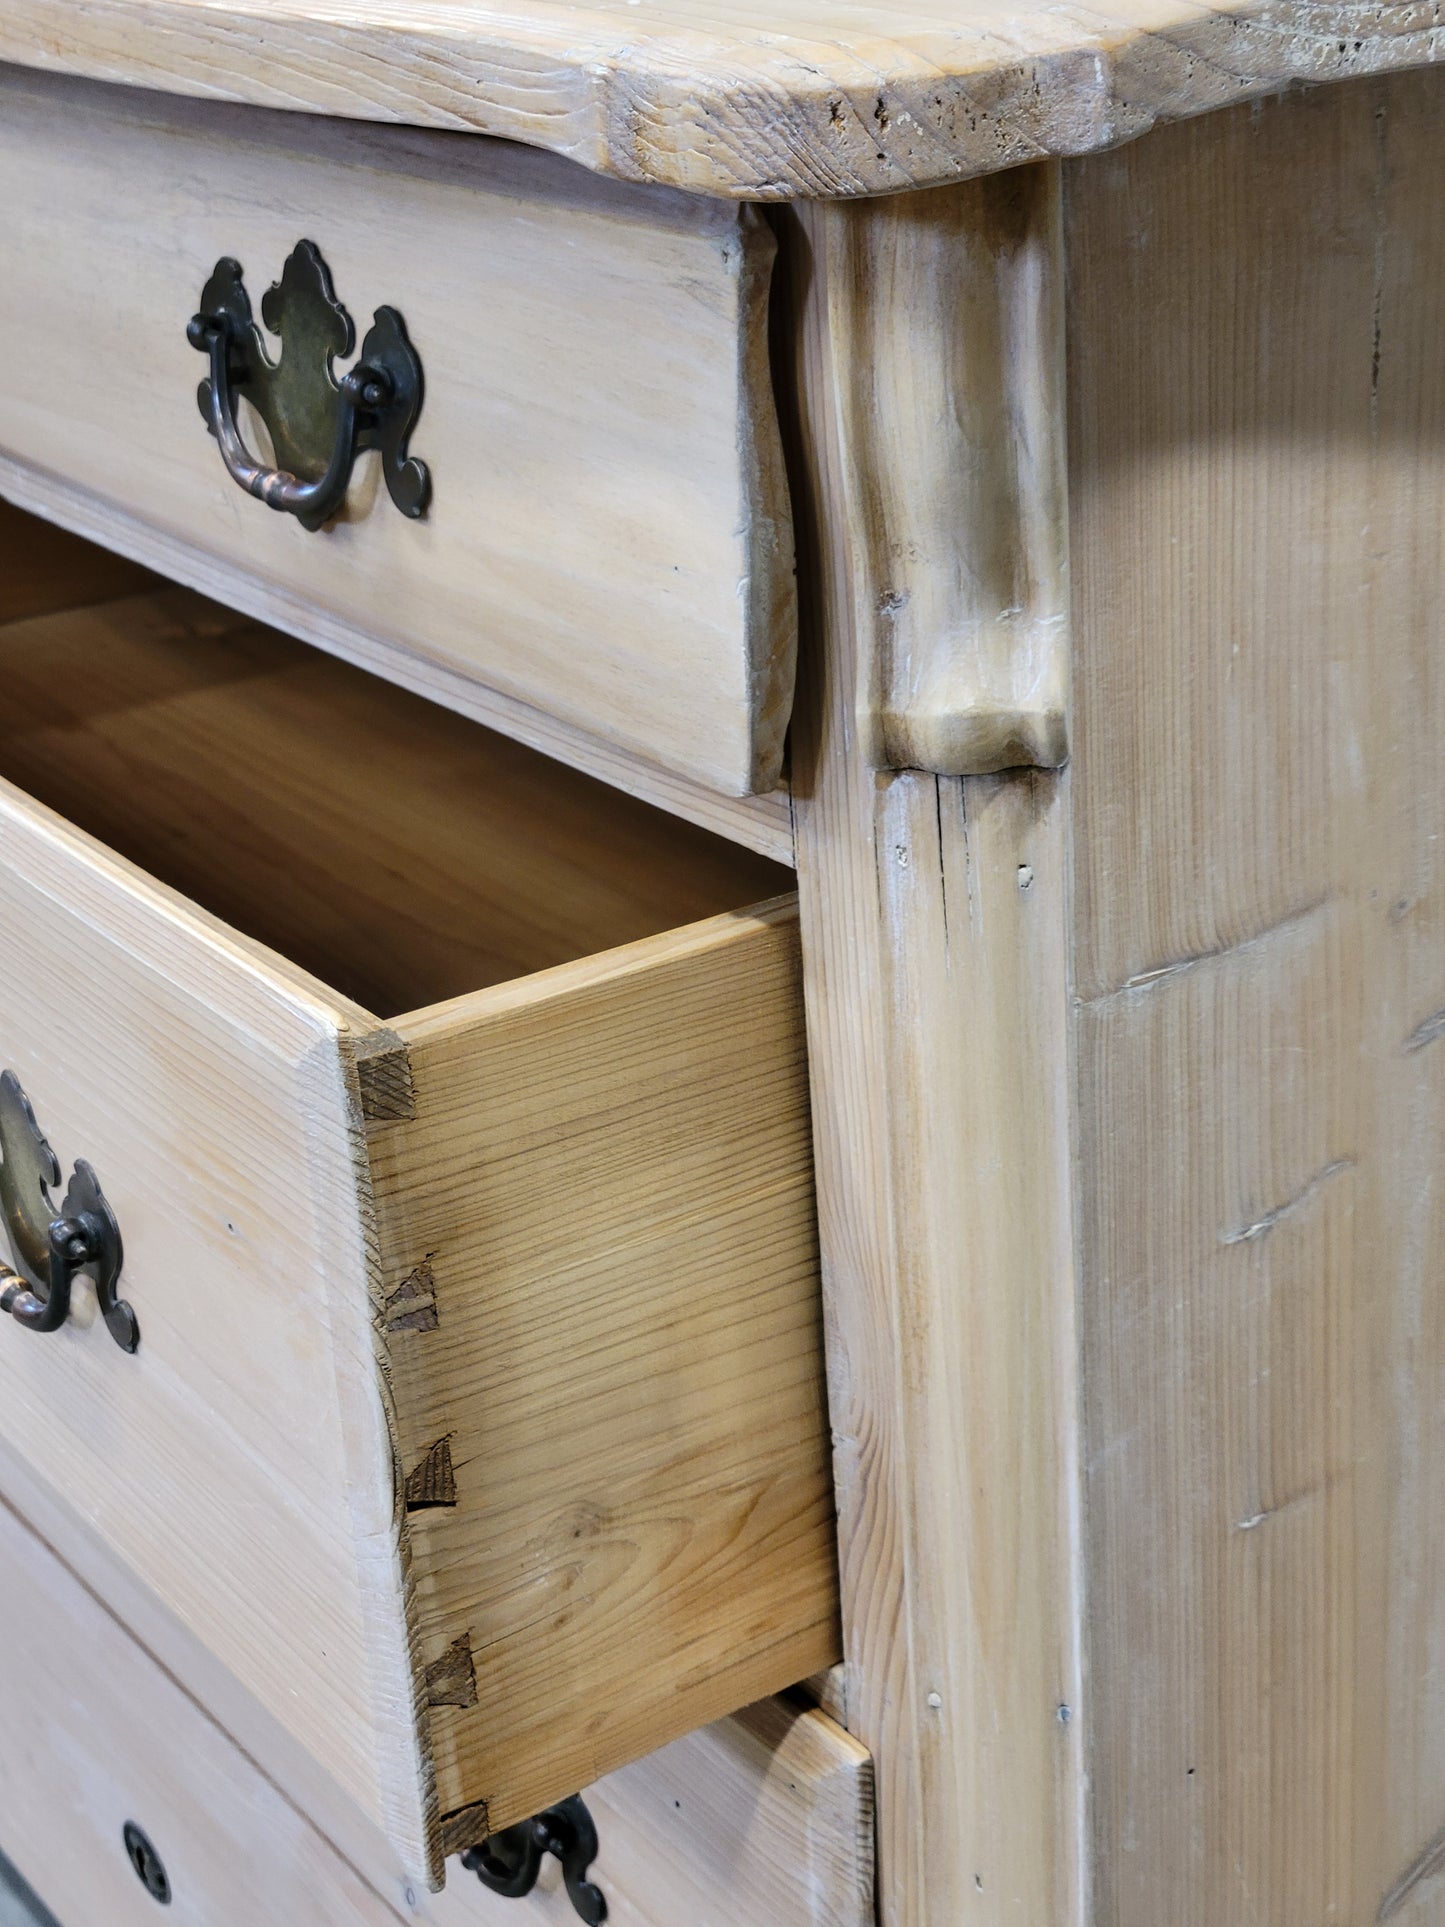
{"left": 0, "top": 65, "right": 796, "bottom": 799}
{"left": 0, "top": 1492, "right": 411, "bottom": 1927}
{"left": 0, "top": 1472, "right": 866, "bottom": 1927}
{"left": 781, "top": 195, "right": 1084, "bottom": 1925}
{"left": 2, "top": 0, "right": 1443, "bottom": 199}
{"left": 0, "top": 461, "right": 793, "bottom": 863}
{"left": 0, "top": 777, "right": 433, "bottom": 1876}
{"left": 0, "top": 1425, "right": 437, "bottom": 1924}
{"left": 370, "top": 899, "right": 839, "bottom": 1832}
{"left": 431, "top": 1699, "right": 873, "bottom": 1926}
{"left": 0, "top": 542, "right": 830, "bottom": 1881}
{"left": 1065, "top": 67, "right": 1445, "bottom": 1925}
{"left": 793, "top": 166, "right": 1069, "bottom": 775}
{"left": 0, "top": 572, "right": 791, "bottom": 1017}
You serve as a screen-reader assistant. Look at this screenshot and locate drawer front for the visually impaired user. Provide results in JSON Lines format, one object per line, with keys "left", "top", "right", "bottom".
{"left": 0, "top": 655, "right": 834, "bottom": 1884}
{"left": 0, "top": 779, "right": 426, "bottom": 1868}
{"left": 0, "top": 64, "right": 795, "bottom": 800}
{"left": 0, "top": 1482, "right": 868, "bottom": 1927}
{"left": 431, "top": 1699, "right": 874, "bottom": 1927}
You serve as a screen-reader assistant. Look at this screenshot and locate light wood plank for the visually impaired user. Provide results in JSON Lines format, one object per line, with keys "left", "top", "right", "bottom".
{"left": 431, "top": 1700, "right": 873, "bottom": 1927}
{"left": 1, "top": 0, "right": 1441, "bottom": 199}
{"left": 0, "top": 1434, "right": 867, "bottom": 1927}
{"left": 370, "top": 899, "right": 839, "bottom": 1835}
{"left": 0, "top": 1426, "right": 435, "bottom": 1923}
{"left": 0, "top": 66, "right": 796, "bottom": 798}
{"left": 0, "top": 778, "right": 432, "bottom": 1875}
{"left": 0, "top": 466, "right": 794, "bottom": 866}
{"left": 1065, "top": 67, "right": 1445, "bottom": 1925}
{"left": 782, "top": 192, "right": 1084, "bottom": 1925}
{"left": 0, "top": 1492, "right": 411, "bottom": 1927}
{"left": 0, "top": 571, "right": 791, "bottom": 1018}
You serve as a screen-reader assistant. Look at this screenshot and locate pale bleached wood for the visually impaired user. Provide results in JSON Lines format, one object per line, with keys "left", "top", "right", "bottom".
{"left": 1064, "top": 68, "right": 1445, "bottom": 1924}
{"left": 0, "top": 1492, "right": 413, "bottom": 1927}
{"left": 0, "top": 459, "right": 794, "bottom": 863}
{"left": 0, "top": 574, "right": 791, "bottom": 1017}
{"left": 783, "top": 195, "right": 1084, "bottom": 1925}
{"left": 1, "top": 1402, "right": 863, "bottom": 1927}
{"left": 369, "top": 898, "right": 839, "bottom": 1834}
{"left": 0, "top": 550, "right": 830, "bottom": 1882}
{"left": 2, "top": 0, "right": 1442, "bottom": 200}
{"left": 801, "top": 165, "right": 1069, "bottom": 775}
{"left": 0, "top": 778, "right": 433, "bottom": 1877}
{"left": 431, "top": 1700, "right": 873, "bottom": 1927}
{"left": 801, "top": 1663, "right": 849, "bottom": 1726}
{"left": 0, "top": 1426, "right": 438, "bottom": 1923}
{"left": 0, "top": 65, "right": 796, "bottom": 799}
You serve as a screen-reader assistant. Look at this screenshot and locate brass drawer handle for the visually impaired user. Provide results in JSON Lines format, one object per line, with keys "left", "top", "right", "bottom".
{"left": 187, "top": 239, "right": 431, "bottom": 533}
{"left": 0, "top": 1072, "right": 136, "bottom": 1352}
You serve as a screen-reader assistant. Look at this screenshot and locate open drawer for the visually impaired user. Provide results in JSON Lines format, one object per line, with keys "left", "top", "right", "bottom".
{"left": 0, "top": 509, "right": 837, "bottom": 1884}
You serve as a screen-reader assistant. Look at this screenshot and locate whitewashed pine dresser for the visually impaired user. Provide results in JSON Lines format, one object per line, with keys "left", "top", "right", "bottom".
{"left": 1, "top": 4, "right": 1444, "bottom": 1924}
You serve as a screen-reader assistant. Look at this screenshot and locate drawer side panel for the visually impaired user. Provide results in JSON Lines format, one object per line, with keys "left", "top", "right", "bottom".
{"left": 369, "top": 898, "right": 840, "bottom": 1831}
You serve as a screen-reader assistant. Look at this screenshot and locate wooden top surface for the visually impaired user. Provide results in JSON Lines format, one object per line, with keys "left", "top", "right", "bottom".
{"left": 2, "top": 0, "right": 1434, "bottom": 199}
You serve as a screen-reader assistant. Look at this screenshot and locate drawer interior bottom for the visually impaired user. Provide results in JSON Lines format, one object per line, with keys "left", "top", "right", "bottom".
{"left": 0, "top": 501, "right": 793, "bottom": 1018}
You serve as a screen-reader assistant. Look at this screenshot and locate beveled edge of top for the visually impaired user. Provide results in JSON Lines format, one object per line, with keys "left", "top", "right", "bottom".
{"left": 2, "top": 0, "right": 1440, "bottom": 198}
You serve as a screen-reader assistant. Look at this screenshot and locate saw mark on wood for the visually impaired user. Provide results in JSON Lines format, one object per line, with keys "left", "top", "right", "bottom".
{"left": 1403, "top": 1006, "right": 1445, "bottom": 1055}
{"left": 439, "top": 1801, "right": 492, "bottom": 1858}
{"left": 1221, "top": 1158, "right": 1355, "bottom": 1246}
{"left": 1085, "top": 896, "right": 1329, "bottom": 1004}
{"left": 1235, "top": 1482, "right": 1324, "bottom": 1533}
{"left": 356, "top": 1031, "right": 417, "bottom": 1121}
{"left": 1379, "top": 1819, "right": 1445, "bottom": 1920}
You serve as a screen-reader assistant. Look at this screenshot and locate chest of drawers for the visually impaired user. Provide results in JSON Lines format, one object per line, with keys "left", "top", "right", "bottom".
{"left": 3, "top": 5, "right": 1445, "bottom": 1923}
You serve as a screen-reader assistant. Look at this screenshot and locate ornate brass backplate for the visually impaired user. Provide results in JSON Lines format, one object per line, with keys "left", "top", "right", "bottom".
{"left": 188, "top": 239, "right": 430, "bottom": 531}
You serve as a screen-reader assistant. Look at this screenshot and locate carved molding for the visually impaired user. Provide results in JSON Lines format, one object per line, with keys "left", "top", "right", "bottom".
{"left": 807, "top": 164, "right": 1070, "bottom": 777}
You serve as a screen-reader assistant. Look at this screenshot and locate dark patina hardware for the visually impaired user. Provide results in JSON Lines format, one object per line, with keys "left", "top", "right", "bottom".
{"left": 460, "top": 1795, "right": 607, "bottom": 1923}
{"left": 0, "top": 1070, "right": 136, "bottom": 1352}
{"left": 187, "top": 239, "right": 430, "bottom": 532}
{"left": 123, "top": 1821, "right": 171, "bottom": 1904}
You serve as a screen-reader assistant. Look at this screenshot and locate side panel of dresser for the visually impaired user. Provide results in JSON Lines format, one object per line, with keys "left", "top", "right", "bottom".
{"left": 0, "top": 64, "right": 795, "bottom": 799}
{"left": 1064, "top": 68, "right": 1445, "bottom": 1927}
{"left": 0, "top": 1486, "right": 873, "bottom": 1927}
